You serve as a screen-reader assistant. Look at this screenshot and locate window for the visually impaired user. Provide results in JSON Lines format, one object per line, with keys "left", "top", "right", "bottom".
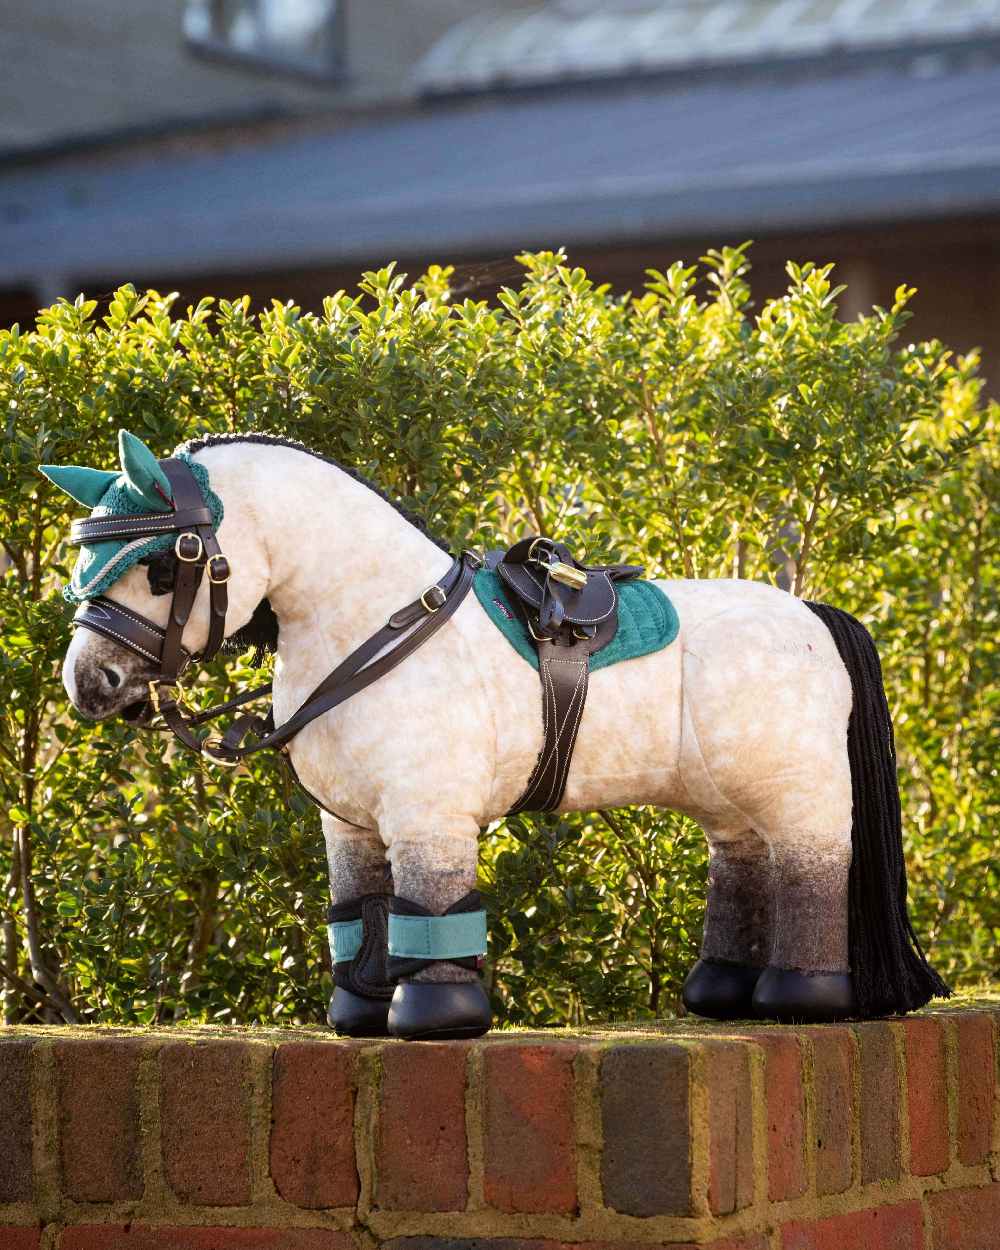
{"left": 184, "top": 0, "right": 344, "bottom": 81}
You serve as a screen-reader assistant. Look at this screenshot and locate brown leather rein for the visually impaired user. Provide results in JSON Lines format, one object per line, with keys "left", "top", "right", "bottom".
{"left": 69, "top": 456, "right": 477, "bottom": 767}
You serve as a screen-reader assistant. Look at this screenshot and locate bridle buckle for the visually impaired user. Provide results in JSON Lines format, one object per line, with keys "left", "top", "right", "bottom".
{"left": 207, "top": 554, "right": 230, "bottom": 584}
{"left": 175, "top": 532, "right": 203, "bottom": 562}
{"left": 421, "top": 585, "right": 447, "bottom": 613}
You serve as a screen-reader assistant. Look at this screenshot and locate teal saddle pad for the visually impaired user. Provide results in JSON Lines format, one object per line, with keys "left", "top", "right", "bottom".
{"left": 472, "top": 568, "right": 679, "bottom": 673}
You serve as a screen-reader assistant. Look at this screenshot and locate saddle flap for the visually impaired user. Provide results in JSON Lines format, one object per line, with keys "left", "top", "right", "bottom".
{"left": 497, "top": 559, "right": 617, "bottom": 626}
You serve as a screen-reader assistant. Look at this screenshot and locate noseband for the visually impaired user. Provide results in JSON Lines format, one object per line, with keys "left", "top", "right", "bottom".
{"left": 69, "top": 455, "right": 477, "bottom": 767}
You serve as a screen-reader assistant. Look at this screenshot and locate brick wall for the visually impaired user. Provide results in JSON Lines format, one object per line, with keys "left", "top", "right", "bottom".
{"left": 0, "top": 1007, "right": 997, "bottom": 1249}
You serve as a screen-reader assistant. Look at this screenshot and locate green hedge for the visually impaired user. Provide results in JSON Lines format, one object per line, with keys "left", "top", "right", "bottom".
{"left": 0, "top": 247, "right": 996, "bottom": 1026}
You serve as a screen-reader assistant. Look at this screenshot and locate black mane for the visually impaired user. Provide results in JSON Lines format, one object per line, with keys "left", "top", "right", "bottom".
{"left": 142, "top": 431, "right": 452, "bottom": 663}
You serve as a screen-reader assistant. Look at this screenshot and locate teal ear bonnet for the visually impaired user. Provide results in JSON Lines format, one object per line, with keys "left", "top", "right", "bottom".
{"left": 40, "top": 430, "right": 223, "bottom": 604}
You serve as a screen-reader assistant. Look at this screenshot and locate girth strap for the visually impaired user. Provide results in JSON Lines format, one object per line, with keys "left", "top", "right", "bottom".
{"left": 508, "top": 635, "right": 594, "bottom": 814}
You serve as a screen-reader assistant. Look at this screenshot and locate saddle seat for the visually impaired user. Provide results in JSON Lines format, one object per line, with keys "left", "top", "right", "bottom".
{"left": 486, "top": 536, "right": 644, "bottom": 814}
{"left": 487, "top": 536, "right": 642, "bottom": 650}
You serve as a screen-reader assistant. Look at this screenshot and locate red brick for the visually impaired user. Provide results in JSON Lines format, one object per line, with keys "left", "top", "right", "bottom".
{"left": 600, "top": 1043, "right": 692, "bottom": 1216}
{"left": 808, "top": 1026, "right": 854, "bottom": 1196}
{"left": 903, "top": 1017, "right": 949, "bottom": 1176}
{"left": 483, "top": 1042, "right": 577, "bottom": 1214}
{"left": 956, "top": 1013, "right": 995, "bottom": 1166}
{"left": 928, "top": 1181, "right": 1000, "bottom": 1250}
{"left": 858, "top": 1022, "right": 901, "bottom": 1183}
{"left": 55, "top": 1039, "right": 143, "bottom": 1201}
{"left": 375, "top": 1042, "right": 469, "bottom": 1211}
{"left": 270, "top": 1042, "right": 359, "bottom": 1209}
{"left": 383, "top": 1239, "right": 767, "bottom": 1250}
{"left": 59, "top": 1228, "right": 354, "bottom": 1249}
{"left": 0, "top": 1230, "right": 41, "bottom": 1250}
{"left": 759, "top": 1034, "right": 806, "bottom": 1202}
{"left": 0, "top": 1040, "right": 34, "bottom": 1203}
{"left": 704, "top": 1041, "right": 754, "bottom": 1215}
{"left": 159, "top": 1041, "right": 253, "bottom": 1206}
{"left": 781, "top": 1201, "right": 924, "bottom": 1250}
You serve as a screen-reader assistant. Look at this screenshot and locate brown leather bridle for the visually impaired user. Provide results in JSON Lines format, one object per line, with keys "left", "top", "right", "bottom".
{"left": 69, "top": 456, "right": 477, "bottom": 767}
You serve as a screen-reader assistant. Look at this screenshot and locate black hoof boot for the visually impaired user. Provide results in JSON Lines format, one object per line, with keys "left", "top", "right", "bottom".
{"left": 752, "top": 966, "right": 856, "bottom": 1023}
{"left": 388, "top": 981, "right": 492, "bottom": 1041}
{"left": 328, "top": 986, "right": 391, "bottom": 1038}
{"left": 682, "top": 958, "right": 763, "bottom": 1021}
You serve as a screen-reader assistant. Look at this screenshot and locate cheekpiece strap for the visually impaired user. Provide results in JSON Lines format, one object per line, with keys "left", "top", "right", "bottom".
{"left": 387, "top": 910, "right": 488, "bottom": 961}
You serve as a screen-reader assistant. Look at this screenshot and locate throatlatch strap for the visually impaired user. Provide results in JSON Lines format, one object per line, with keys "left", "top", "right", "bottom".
{"left": 387, "top": 910, "right": 488, "bottom": 960}
{"left": 327, "top": 919, "right": 364, "bottom": 964}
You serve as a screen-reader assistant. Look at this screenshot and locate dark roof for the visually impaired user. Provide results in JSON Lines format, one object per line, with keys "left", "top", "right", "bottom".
{"left": 2, "top": 59, "right": 1000, "bottom": 286}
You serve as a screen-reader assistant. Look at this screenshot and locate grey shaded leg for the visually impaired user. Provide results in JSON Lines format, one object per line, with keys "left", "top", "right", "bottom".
{"left": 322, "top": 814, "right": 391, "bottom": 903}
{"left": 387, "top": 833, "right": 479, "bottom": 984}
{"left": 769, "top": 840, "right": 851, "bottom": 973}
{"left": 701, "top": 834, "right": 773, "bottom": 968}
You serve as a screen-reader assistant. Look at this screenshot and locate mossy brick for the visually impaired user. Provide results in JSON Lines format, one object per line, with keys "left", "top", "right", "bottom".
{"left": 757, "top": 1033, "right": 806, "bottom": 1202}
{"left": 903, "top": 1016, "right": 949, "bottom": 1176}
{"left": 375, "top": 1041, "right": 470, "bottom": 1212}
{"left": 159, "top": 1040, "right": 253, "bottom": 1206}
{"left": 55, "top": 1038, "right": 143, "bottom": 1202}
{"left": 857, "top": 1022, "right": 901, "bottom": 1184}
{"left": 780, "top": 1201, "right": 924, "bottom": 1249}
{"left": 270, "top": 1041, "right": 359, "bottom": 1209}
{"left": 0, "top": 1040, "right": 34, "bottom": 1203}
{"left": 808, "top": 1026, "right": 854, "bottom": 1196}
{"left": 929, "top": 1182, "right": 1000, "bottom": 1250}
{"left": 483, "top": 1042, "right": 578, "bottom": 1214}
{"left": 955, "top": 1013, "right": 996, "bottom": 1166}
{"left": 59, "top": 1228, "right": 355, "bottom": 1249}
{"left": 704, "top": 1041, "right": 754, "bottom": 1215}
{"left": 600, "top": 1043, "right": 692, "bottom": 1216}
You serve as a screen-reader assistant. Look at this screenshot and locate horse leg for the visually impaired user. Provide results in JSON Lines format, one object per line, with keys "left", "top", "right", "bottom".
{"left": 323, "top": 813, "right": 395, "bottom": 1037}
{"left": 682, "top": 828, "right": 772, "bottom": 1020}
{"left": 382, "top": 824, "right": 492, "bottom": 1040}
{"left": 752, "top": 830, "right": 856, "bottom": 1022}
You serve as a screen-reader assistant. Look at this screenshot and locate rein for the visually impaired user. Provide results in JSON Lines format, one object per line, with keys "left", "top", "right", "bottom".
{"left": 69, "top": 456, "right": 477, "bottom": 767}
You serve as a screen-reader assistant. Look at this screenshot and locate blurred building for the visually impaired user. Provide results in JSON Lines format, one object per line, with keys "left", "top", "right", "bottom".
{"left": 2, "top": 0, "right": 1000, "bottom": 387}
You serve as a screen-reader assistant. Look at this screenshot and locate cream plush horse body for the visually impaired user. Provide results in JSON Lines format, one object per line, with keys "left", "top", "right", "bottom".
{"left": 54, "top": 433, "right": 947, "bottom": 1038}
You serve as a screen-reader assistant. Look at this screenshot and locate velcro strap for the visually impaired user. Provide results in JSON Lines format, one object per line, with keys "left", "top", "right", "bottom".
{"left": 327, "top": 918, "right": 364, "bottom": 963}
{"left": 387, "top": 909, "right": 487, "bottom": 960}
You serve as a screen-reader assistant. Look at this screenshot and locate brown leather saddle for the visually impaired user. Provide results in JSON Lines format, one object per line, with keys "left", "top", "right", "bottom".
{"left": 487, "top": 537, "right": 643, "bottom": 813}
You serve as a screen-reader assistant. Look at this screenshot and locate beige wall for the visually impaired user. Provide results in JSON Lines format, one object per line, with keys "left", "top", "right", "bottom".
{"left": 0, "top": 0, "right": 498, "bottom": 153}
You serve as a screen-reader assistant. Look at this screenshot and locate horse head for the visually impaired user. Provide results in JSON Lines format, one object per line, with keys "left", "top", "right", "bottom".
{"left": 43, "top": 429, "right": 268, "bottom": 723}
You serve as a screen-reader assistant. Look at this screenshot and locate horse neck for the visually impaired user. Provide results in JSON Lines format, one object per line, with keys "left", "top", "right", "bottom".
{"left": 198, "top": 441, "right": 453, "bottom": 677}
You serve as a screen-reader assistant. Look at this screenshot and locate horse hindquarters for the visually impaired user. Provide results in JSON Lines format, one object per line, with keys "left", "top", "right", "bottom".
{"left": 678, "top": 594, "right": 858, "bottom": 1021}
{"left": 803, "top": 602, "right": 950, "bottom": 1017}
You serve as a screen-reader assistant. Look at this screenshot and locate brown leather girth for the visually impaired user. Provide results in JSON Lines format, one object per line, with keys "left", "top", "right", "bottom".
{"left": 507, "top": 634, "right": 595, "bottom": 814}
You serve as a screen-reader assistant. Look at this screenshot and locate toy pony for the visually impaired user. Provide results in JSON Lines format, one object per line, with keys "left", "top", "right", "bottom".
{"left": 44, "top": 430, "right": 948, "bottom": 1038}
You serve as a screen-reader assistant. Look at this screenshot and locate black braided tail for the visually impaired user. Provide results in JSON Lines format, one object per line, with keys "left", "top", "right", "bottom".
{"left": 804, "top": 601, "right": 950, "bottom": 1017}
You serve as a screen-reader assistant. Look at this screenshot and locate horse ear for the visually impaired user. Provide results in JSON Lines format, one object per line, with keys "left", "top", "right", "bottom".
{"left": 39, "top": 464, "right": 118, "bottom": 508}
{"left": 118, "top": 429, "right": 172, "bottom": 512}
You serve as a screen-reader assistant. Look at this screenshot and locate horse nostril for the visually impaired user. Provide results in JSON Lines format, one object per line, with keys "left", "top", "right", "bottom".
{"left": 99, "top": 665, "right": 121, "bottom": 689}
